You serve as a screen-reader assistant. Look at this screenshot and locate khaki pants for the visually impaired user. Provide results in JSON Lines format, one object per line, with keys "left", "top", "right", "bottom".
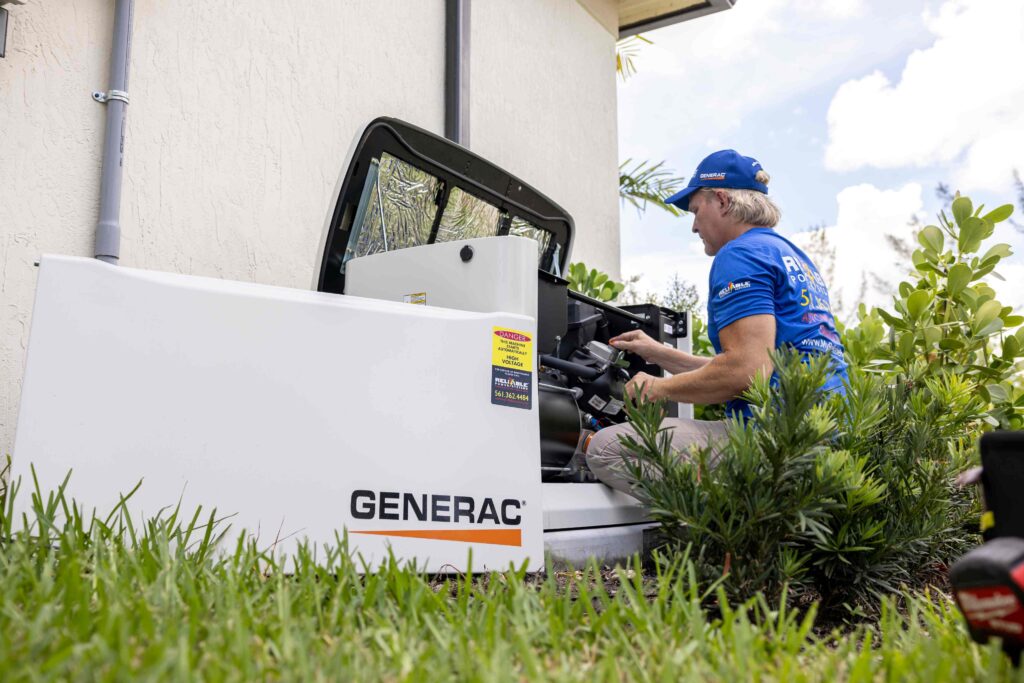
{"left": 584, "top": 418, "right": 729, "bottom": 497}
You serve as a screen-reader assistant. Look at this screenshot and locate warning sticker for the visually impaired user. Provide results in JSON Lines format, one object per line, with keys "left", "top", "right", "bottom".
{"left": 492, "top": 328, "right": 533, "bottom": 372}
{"left": 491, "top": 327, "right": 533, "bottom": 409}
{"left": 587, "top": 395, "right": 608, "bottom": 411}
{"left": 403, "top": 292, "right": 427, "bottom": 305}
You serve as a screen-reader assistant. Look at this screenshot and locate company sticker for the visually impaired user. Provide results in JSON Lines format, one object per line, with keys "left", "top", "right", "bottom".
{"left": 491, "top": 327, "right": 533, "bottom": 409}
{"left": 403, "top": 292, "right": 427, "bottom": 305}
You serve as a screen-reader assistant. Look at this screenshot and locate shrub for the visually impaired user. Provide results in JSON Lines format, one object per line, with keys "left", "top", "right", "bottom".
{"left": 844, "top": 195, "right": 1023, "bottom": 427}
{"left": 623, "top": 194, "right": 1021, "bottom": 610}
{"left": 566, "top": 262, "right": 625, "bottom": 302}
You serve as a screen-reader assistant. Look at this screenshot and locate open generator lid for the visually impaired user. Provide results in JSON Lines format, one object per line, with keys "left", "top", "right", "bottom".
{"left": 317, "top": 117, "right": 575, "bottom": 295}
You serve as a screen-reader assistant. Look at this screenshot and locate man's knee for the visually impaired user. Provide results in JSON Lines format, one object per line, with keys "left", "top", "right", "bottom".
{"left": 583, "top": 424, "right": 642, "bottom": 496}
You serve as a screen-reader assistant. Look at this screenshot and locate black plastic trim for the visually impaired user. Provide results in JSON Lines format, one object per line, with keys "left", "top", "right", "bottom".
{"left": 317, "top": 117, "right": 574, "bottom": 294}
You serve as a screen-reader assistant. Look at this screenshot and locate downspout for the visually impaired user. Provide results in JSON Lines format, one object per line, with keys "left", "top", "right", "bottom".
{"left": 444, "top": 0, "right": 470, "bottom": 147}
{"left": 93, "top": 0, "right": 134, "bottom": 265}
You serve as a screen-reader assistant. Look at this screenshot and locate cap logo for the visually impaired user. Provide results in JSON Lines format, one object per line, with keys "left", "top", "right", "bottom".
{"left": 699, "top": 172, "right": 726, "bottom": 181}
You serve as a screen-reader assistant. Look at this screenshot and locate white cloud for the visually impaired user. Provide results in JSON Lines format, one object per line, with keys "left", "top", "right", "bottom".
{"left": 617, "top": 1, "right": 927, "bottom": 162}
{"left": 808, "top": 0, "right": 866, "bottom": 19}
{"left": 790, "top": 183, "right": 924, "bottom": 319}
{"left": 622, "top": 242, "right": 711, "bottom": 306}
{"left": 824, "top": 0, "right": 1024, "bottom": 193}
{"left": 791, "top": 182, "right": 1024, "bottom": 319}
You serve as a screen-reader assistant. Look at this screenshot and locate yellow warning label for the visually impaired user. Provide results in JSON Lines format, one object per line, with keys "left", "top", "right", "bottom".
{"left": 492, "top": 327, "right": 533, "bottom": 372}
{"left": 981, "top": 510, "right": 995, "bottom": 533}
{"left": 403, "top": 292, "right": 427, "bottom": 305}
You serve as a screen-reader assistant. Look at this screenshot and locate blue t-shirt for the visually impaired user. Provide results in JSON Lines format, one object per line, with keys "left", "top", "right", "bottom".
{"left": 706, "top": 227, "right": 848, "bottom": 417}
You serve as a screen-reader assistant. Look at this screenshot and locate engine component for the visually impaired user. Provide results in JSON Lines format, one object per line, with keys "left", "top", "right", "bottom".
{"left": 538, "top": 381, "right": 582, "bottom": 476}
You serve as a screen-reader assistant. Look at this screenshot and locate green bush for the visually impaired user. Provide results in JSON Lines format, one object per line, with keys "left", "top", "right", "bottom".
{"left": 566, "top": 262, "right": 625, "bottom": 302}
{"left": 844, "top": 195, "right": 1023, "bottom": 427}
{"left": 624, "top": 194, "right": 1021, "bottom": 611}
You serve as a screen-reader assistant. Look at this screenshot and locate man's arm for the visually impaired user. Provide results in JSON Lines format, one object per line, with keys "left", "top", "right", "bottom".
{"left": 608, "top": 330, "right": 712, "bottom": 374}
{"left": 627, "top": 314, "right": 776, "bottom": 404}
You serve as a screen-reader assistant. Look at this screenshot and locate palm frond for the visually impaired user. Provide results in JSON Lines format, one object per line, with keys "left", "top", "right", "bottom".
{"left": 615, "top": 34, "right": 652, "bottom": 82}
{"left": 619, "top": 158, "right": 686, "bottom": 216}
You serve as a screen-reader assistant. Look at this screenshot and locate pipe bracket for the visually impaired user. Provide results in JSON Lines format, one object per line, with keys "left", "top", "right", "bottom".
{"left": 92, "top": 89, "right": 130, "bottom": 105}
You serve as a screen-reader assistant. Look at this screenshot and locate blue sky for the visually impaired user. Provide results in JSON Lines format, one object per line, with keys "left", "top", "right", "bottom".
{"left": 617, "top": 0, "right": 1024, "bottom": 319}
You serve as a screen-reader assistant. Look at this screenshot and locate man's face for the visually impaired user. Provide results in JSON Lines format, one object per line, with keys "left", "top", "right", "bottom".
{"left": 688, "top": 190, "right": 730, "bottom": 256}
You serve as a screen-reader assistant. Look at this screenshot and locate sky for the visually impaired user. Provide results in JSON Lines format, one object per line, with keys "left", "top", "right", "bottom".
{"left": 617, "top": 0, "right": 1024, "bottom": 320}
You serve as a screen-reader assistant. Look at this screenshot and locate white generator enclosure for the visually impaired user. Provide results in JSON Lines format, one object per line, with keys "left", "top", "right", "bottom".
{"left": 15, "top": 253, "right": 544, "bottom": 571}
{"left": 14, "top": 118, "right": 692, "bottom": 570}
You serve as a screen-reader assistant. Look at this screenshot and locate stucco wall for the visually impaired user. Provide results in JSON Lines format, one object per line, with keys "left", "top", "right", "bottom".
{"left": 471, "top": 0, "right": 620, "bottom": 274}
{"left": 0, "top": 0, "right": 620, "bottom": 456}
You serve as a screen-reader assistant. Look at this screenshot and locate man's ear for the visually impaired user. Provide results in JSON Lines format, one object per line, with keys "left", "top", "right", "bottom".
{"left": 714, "top": 189, "right": 731, "bottom": 213}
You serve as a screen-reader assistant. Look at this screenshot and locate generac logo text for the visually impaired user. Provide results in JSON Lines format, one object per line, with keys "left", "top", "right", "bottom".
{"left": 350, "top": 490, "right": 522, "bottom": 525}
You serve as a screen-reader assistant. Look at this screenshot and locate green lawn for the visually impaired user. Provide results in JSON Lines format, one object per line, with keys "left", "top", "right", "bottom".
{"left": 0, "top": 476, "right": 1020, "bottom": 682}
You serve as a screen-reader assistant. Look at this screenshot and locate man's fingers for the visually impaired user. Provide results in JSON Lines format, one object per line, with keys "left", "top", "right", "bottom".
{"left": 609, "top": 330, "right": 643, "bottom": 345}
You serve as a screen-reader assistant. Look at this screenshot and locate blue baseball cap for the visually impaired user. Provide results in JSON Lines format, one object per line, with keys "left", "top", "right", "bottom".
{"left": 664, "top": 149, "right": 769, "bottom": 212}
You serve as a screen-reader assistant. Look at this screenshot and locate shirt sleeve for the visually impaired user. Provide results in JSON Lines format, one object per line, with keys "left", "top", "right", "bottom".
{"left": 708, "top": 245, "right": 776, "bottom": 331}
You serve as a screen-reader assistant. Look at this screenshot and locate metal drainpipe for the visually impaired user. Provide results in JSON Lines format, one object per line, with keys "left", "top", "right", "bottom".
{"left": 93, "top": 0, "right": 134, "bottom": 265}
{"left": 444, "top": 0, "right": 470, "bottom": 147}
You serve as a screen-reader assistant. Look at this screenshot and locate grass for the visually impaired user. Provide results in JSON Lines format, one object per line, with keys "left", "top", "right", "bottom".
{"left": 0, "top": 470, "right": 1021, "bottom": 682}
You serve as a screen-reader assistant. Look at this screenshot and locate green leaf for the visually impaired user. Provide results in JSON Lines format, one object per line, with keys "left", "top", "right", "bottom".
{"left": 906, "top": 290, "right": 933, "bottom": 321}
{"left": 1003, "top": 335, "right": 1021, "bottom": 359}
{"left": 923, "top": 326, "right": 942, "bottom": 347}
{"left": 897, "top": 332, "right": 916, "bottom": 360}
{"left": 983, "top": 204, "right": 1015, "bottom": 224}
{"left": 876, "top": 309, "right": 904, "bottom": 329}
{"left": 958, "top": 216, "right": 986, "bottom": 254}
{"left": 986, "top": 384, "right": 1010, "bottom": 403}
{"left": 952, "top": 196, "right": 973, "bottom": 227}
{"left": 917, "top": 225, "right": 944, "bottom": 253}
{"left": 946, "top": 263, "right": 972, "bottom": 296}
{"left": 898, "top": 282, "right": 914, "bottom": 299}
{"left": 1004, "top": 315, "right": 1024, "bottom": 327}
{"left": 939, "top": 338, "right": 965, "bottom": 351}
{"left": 972, "top": 300, "right": 1004, "bottom": 337}
{"left": 980, "top": 243, "right": 1013, "bottom": 265}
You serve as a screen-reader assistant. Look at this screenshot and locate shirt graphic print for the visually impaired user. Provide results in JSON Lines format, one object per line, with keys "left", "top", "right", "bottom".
{"left": 705, "top": 227, "right": 849, "bottom": 418}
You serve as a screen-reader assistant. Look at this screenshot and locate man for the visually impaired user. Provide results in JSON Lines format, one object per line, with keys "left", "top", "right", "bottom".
{"left": 584, "top": 149, "right": 848, "bottom": 496}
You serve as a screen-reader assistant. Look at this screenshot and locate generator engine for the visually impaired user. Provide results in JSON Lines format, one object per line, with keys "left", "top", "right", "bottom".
{"left": 535, "top": 289, "right": 687, "bottom": 482}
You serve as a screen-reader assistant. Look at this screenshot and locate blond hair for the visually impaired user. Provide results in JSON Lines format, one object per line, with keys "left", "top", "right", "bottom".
{"left": 698, "top": 170, "right": 782, "bottom": 227}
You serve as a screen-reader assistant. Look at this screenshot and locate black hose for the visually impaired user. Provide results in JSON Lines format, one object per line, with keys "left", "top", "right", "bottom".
{"left": 539, "top": 354, "right": 602, "bottom": 380}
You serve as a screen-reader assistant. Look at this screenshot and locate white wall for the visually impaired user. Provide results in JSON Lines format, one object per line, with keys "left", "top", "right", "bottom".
{"left": 471, "top": 0, "right": 620, "bottom": 275}
{"left": 0, "top": 0, "right": 621, "bottom": 456}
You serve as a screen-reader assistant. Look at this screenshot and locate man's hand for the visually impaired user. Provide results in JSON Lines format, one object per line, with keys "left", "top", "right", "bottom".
{"left": 624, "top": 371, "right": 662, "bottom": 402}
{"left": 609, "top": 330, "right": 662, "bottom": 363}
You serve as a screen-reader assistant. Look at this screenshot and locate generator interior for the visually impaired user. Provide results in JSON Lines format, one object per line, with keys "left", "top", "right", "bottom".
{"left": 318, "top": 118, "right": 687, "bottom": 482}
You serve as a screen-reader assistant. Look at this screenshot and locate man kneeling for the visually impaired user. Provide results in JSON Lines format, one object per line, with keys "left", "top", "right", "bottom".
{"left": 585, "top": 150, "right": 848, "bottom": 496}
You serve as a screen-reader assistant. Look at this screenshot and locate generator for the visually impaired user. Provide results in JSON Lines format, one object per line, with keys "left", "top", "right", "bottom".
{"left": 315, "top": 117, "right": 690, "bottom": 482}
{"left": 13, "top": 117, "right": 691, "bottom": 571}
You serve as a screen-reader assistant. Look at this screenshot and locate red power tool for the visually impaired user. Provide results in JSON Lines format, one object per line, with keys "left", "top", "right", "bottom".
{"left": 951, "top": 431, "right": 1024, "bottom": 665}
